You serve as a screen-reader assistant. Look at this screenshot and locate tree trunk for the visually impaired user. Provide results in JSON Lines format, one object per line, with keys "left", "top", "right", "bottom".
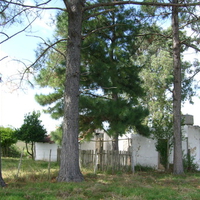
{"left": 31, "top": 142, "right": 34, "bottom": 160}
{"left": 25, "top": 142, "right": 33, "bottom": 159}
{"left": 112, "top": 134, "right": 119, "bottom": 151}
{"left": 0, "top": 173, "right": 6, "bottom": 187}
{"left": 0, "top": 134, "right": 6, "bottom": 187}
{"left": 172, "top": 0, "right": 184, "bottom": 174}
{"left": 112, "top": 93, "right": 119, "bottom": 151}
{"left": 57, "top": 0, "right": 84, "bottom": 182}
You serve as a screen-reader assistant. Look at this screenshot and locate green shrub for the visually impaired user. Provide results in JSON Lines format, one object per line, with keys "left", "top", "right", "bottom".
{"left": 135, "top": 164, "right": 155, "bottom": 172}
{"left": 183, "top": 153, "right": 199, "bottom": 172}
{"left": 3, "top": 145, "right": 21, "bottom": 158}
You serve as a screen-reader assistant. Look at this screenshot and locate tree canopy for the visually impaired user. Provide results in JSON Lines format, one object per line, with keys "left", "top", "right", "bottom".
{"left": 0, "top": 126, "right": 17, "bottom": 157}
{"left": 15, "top": 111, "right": 47, "bottom": 159}
{"left": 35, "top": 5, "right": 150, "bottom": 150}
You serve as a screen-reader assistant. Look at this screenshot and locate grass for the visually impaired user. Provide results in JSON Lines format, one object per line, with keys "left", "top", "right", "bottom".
{"left": 1, "top": 158, "right": 200, "bottom": 199}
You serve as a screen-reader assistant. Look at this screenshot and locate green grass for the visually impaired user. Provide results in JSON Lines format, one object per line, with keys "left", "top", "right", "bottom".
{"left": 1, "top": 158, "right": 200, "bottom": 199}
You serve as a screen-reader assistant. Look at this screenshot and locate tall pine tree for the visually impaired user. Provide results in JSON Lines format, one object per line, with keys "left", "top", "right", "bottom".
{"left": 35, "top": 5, "right": 149, "bottom": 151}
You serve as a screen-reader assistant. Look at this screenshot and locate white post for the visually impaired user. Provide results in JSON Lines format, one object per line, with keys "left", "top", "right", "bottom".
{"left": 94, "top": 149, "right": 98, "bottom": 174}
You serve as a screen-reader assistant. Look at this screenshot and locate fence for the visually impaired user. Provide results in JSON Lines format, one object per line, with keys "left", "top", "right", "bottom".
{"left": 79, "top": 150, "right": 132, "bottom": 172}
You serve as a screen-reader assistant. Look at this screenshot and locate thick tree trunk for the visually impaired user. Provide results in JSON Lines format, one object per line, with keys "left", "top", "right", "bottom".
{"left": 0, "top": 172, "right": 6, "bottom": 187}
{"left": 57, "top": 0, "right": 84, "bottom": 182}
{"left": 0, "top": 135, "right": 6, "bottom": 187}
{"left": 172, "top": 0, "right": 184, "bottom": 174}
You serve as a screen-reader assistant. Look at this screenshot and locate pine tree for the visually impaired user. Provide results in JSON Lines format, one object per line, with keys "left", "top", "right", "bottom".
{"left": 35, "top": 5, "right": 149, "bottom": 152}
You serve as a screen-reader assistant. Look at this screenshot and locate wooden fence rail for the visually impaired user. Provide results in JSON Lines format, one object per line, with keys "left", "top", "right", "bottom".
{"left": 57, "top": 149, "right": 132, "bottom": 172}
{"left": 79, "top": 150, "right": 131, "bottom": 172}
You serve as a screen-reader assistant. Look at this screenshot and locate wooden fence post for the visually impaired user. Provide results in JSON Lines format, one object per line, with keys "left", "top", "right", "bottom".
{"left": 94, "top": 149, "right": 98, "bottom": 174}
{"left": 48, "top": 149, "right": 52, "bottom": 181}
{"left": 131, "top": 138, "right": 135, "bottom": 173}
{"left": 16, "top": 148, "right": 24, "bottom": 178}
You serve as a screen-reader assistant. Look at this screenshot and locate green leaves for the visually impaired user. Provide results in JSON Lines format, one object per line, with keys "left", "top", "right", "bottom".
{"left": 16, "top": 111, "right": 47, "bottom": 144}
{"left": 0, "top": 126, "right": 17, "bottom": 149}
{"left": 34, "top": 4, "right": 149, "bottom": 142}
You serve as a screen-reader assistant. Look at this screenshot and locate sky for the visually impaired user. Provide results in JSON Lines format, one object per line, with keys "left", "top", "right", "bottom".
{"left": 0, "top": 1, "right": 64, "bottom": 133}
{"left": 0, "top": 1, "right": 200, "bottom": 135}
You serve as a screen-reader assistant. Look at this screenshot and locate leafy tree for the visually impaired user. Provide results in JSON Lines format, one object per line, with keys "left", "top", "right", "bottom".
{"left": 134, "top": 25, "right": 198, "bottom": 170}
{"left": 15, "top": 111, "right": 47, "bottom": 160}
{"left": 139, "top": 0, "right": 200, "bottom": 174}
{"left": 171, "top": 0, "right": 200, "bottom": 175}
{"left": 50, "top": 125, "right": 62, "bottom": 146}
{"left": 0, "top": 126, "right": 17, "bottom": 157}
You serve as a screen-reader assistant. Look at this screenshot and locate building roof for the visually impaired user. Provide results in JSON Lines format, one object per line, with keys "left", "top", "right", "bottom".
{"left": 42, "top": 135, "right": 55, "bottom": 144}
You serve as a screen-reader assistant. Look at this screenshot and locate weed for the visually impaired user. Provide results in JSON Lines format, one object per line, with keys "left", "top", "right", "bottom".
{"left": 134, "top": 164, "right": 155, "bottom": 172}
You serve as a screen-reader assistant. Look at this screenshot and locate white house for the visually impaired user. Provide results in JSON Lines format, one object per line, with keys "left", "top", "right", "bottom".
{"left": 34, "top": 136, "right": 59, "bottom": 162}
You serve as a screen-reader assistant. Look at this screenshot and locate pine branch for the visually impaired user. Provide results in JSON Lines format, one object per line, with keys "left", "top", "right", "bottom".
{"left": 0, "top": 17, "right": 37, "bottom": 44}
{"left": 84, "top": 1, "right": 200, "bottom": 11}
{"left": 12, "top": 37, "right": 66, "bottom": 89}
{"left": 80, "top": 91, "right": 113, "bottom": 100}
{"left": 26, "top": 35, "right": 67, "bottom": 58}
{"left": 179, "top": 16, "right": 200, "bottom": 30}
{"left": 0, "top": 56, "right": 8, "bottom": 62}
{"left": 2, "top": 0, "right": 65, "bottom": 11}
{"left": 0, "top": 8, "right": 30, "bottom": 26}
{"left": 82, "top": 24, "right": 125, "bottom": 40}
{"left": 84, "top": 8, "right": 115, "bottom": 20}
{"left": 181, "top": 41, "right": 200, "bottom": 52}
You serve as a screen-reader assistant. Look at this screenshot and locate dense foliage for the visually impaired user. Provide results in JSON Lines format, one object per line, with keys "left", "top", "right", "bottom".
{"left": 15, "top": 111, "right": 47, "bottom": 159}
{"left": 0, "top": 126, "right": 17, "bottom": 157}
{"left": 35, "top": 6, "right": 150, "bottom": 149}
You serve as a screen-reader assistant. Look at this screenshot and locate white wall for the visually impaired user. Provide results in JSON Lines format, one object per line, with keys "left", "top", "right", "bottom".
{"left": 118, "top": 134, "right": 132, "bottom": 151}
{"left": 132, "top": 134, "right": 159, "bottom": 169}
{"left": 80, "top": 133, "right": 113, "bottom": 151}
{"left": 80, "top": 139, "right": 96, "bottom": 150}
{"left": 35, "top": 143, "right": 58, "bottom": 162}
{"left": 79, "top": 124, "right": 200, "bottom": 170}
{"left": 183, "top": 125, "right": 200, "bottom": 169}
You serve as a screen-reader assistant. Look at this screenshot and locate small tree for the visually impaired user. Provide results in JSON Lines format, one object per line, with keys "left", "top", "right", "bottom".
{"left": 0, "top": 126, "right": 17, "bottom": 157}
{"left": 16, "top": 111, "right": 47, "bottom": 160}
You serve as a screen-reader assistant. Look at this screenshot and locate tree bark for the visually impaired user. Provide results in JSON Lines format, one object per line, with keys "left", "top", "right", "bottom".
{"left": 0, "top": 174, "right": 6, "bottom": 187}
{"left": 172, "top": 0, "right": 184, "bottom": 174}
{"left": 112, "top": 134, "right": 119, "bottom": 151}
{"left": 0, "top": 134, "right": 6, "bottom": 187}
{"left": 57, "top": 0, "right": 84, "bottom": 182}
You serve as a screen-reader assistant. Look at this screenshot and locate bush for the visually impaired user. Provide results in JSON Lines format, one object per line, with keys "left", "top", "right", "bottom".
{"left": 183, "top": 153, "right": 199, "bottom": 172}
{"left": 6, "top": 145, "right": 21, "bottom": 158}
{"left": 135, "top": 164, "right": 155, "bottom": 172}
